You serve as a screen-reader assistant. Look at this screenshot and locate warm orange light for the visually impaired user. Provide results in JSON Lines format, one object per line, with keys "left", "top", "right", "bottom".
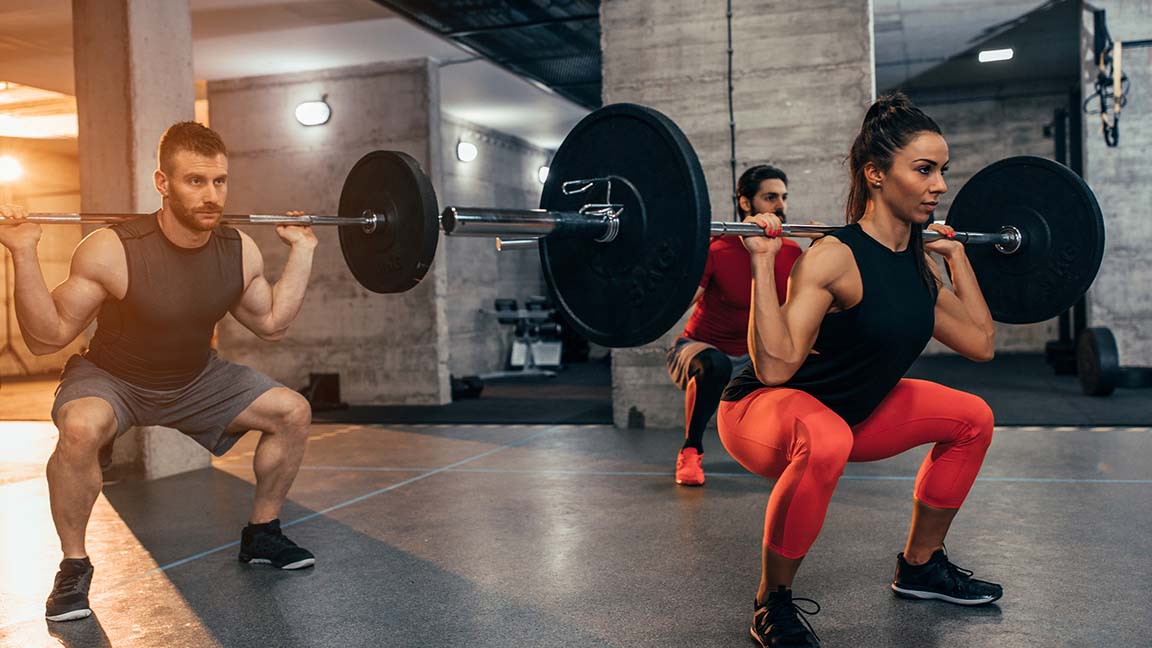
{"left": 0, "top": 155, "right": 23, "bottom": 183}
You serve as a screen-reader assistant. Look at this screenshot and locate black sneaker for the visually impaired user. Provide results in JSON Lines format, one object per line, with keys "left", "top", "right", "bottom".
{"left": 45, "top": 557, "right": 94, "bottom": 622}
{"left": 238, "top": 519, "right": 315, "bottom": 570}
{"left": 750, "top": 586, "right": 821, "bottom": 647}
{"left": 892, "top": 548, "right": 1002, "bottom": 605}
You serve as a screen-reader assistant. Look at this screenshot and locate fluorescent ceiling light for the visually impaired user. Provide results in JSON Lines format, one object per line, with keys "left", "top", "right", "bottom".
{"left": 978, "top": 48, "right": 1014, "bottom": 63}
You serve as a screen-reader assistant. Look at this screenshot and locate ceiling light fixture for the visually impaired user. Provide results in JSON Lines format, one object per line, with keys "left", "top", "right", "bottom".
{"left": 978, "top": 48, "right": 1014, "bottom": 63}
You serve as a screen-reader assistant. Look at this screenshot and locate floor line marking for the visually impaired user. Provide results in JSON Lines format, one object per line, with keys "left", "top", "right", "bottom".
{"left": 294, "top": 465, "right": 1152, "bottom": 484}
{"left": 99, "top": 425, "right": 570, "bottom": 594}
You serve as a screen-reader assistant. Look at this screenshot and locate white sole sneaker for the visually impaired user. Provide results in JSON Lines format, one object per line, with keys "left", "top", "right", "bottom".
{"left": 242, "top": 556, "right": 316, "bottom": 570}
{"left": 46, "top": 607, "right": 93, "bottom": 622}
{"left": 891, "top": 583, "right": 1001, "bottom": 605}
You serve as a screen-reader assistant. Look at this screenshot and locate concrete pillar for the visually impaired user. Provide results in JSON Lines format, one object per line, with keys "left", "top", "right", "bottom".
{"left": 71, "top": 0, "right": 207, "bottom": 479}
{"left": 439, "top": 117, "right": 550, "bottom": 377}
{"left": 602, "top": 0, "right": 875, "bottom": 428}
{"left": 209, "top": 60, "right": 451, "bottom": 405}
{"left": 1080, "top": 2, "right": 1152, "bottom": 366}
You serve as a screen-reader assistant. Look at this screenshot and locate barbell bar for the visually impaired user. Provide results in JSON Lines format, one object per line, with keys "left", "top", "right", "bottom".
{"left": 443, "top": 206, "right": 1024, "bottom": 254}
{"left": 4, "top": 212, "right": 382, "bottom": 232}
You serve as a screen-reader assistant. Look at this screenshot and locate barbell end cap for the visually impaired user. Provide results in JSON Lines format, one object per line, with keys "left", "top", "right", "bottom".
{"left": 994, "top": 225, "right": 1023, "bottom": 255}
{"left": 441, "top": 206, "right": 459, "bottom": 235}
{"left": 361, "top": 210, "right": 379, "bottom": 234}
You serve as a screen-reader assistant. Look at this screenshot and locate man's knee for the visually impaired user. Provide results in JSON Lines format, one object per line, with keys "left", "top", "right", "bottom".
{"left": 690, "top": 349, "right": 734, "bottom": 386}
{"left": 54, "top": 400, "right": 117, "bottom": 456}
{"left": 266, "top": 389, "right": 312, "bottom": 434}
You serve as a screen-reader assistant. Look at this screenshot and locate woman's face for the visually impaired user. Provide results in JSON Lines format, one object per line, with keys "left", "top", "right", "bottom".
{"left": 878, "top": 131, "right": 949, "bottom": 225}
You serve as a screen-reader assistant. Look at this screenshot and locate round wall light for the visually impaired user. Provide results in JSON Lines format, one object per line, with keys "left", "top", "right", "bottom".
{"left": 0, "top": 155, "right": 23, "bottom": 183}
{"left": 295, "top": 97, "right": 331, "bottom": 126}
{"left": 456, "top": 140, "right": 478, "bottom": 163}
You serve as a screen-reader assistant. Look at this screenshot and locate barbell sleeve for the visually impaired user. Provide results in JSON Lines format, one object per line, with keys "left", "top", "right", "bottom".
{"left": 441, "top": 206, "right": 611, "bottom": 239}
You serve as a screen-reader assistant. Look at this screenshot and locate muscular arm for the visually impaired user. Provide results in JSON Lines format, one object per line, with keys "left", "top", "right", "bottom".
{"left": 229, "top": 230, "right": 316, "bottom": 341}
{"left": 928, "top": 251, "right": 996, "bottom": 361}
{"left": 13, "top": 230, "right": 117, "bottom": 355}
{"left": 747, "top": 242, "right": 845, "bottom": 385}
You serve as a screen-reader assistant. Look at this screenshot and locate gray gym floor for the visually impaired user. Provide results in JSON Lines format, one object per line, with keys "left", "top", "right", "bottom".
{"left": 2, "top": 415, "right": 1151, "bottom": 648}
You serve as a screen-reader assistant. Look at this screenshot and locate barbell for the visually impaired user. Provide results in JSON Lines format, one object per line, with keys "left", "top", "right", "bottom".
{"left": 4, "top": 103, "right": 1106, "bottom": 348}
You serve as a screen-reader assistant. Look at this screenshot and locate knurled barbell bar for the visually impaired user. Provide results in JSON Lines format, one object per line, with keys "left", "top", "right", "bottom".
{"left": 7, "top": 214, "right": 380, "bottom": 228}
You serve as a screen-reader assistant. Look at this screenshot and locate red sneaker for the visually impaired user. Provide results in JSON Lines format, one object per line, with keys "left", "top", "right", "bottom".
{"left": 675, "top": 447, "right": 705, "bottom": 486}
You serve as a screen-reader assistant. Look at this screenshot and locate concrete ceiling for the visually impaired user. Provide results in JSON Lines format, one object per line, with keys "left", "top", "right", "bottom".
{"left": 0, "top": 0, "right": 588, "bottom": 150}
{"left": 874, "top": 0, "right": 1054, "bottom": 91}
{"left": 0, "top": 0, "right": 1059, "bottom": 150}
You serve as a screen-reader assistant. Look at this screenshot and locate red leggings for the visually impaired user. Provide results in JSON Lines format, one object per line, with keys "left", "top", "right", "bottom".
{"left": 717, "top": 379, "right": 994, "bottom": 559}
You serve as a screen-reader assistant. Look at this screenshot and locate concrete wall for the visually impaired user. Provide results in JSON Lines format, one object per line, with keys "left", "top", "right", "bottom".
{"left": 602, "top": 0, "right": 875, "bottom": 429}
{"left": 1081, "top": 3, "right": 1152, "bottom": 366}
{"left": 209, "top": 59, "right": 452, "bottom": 405}
{"left": 0, "top": 139, "right": 85, "bottom": 376}
{"left": 438, "top": 117, "right": 550, "bottom": 377}
{"left": 910, "top": 93, "right": 1070, "bottom": 354}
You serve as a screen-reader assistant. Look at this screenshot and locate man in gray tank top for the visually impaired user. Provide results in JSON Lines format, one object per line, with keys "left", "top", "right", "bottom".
{"left": 0, "top": 122, "right": 319, "bottom": 623}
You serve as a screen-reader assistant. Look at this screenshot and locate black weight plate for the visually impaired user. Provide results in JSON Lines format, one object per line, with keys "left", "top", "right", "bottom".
{"left": 1077, "top": 326, "right": 1120, "bottom": 396}
{"left": 539, "top": 104, "right": 710, "bottom": 347}
{"left": 945, "top": 156, "right": 1104, "bottom": 324}
{"left": 338, "top": 150, "right": 439, "bottom": 293}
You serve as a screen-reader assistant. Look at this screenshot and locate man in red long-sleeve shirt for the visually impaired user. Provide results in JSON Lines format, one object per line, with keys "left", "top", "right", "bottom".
{"left": 666, "top": 165, "right": 802, "bottom": 486}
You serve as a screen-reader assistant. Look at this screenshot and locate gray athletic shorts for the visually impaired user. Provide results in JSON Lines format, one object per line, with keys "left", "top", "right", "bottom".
{"left": 665, "top": 335, "right": 752, "bottom": 391}
{"left": 52, "top": 351, "right": 284, "bottom": 457}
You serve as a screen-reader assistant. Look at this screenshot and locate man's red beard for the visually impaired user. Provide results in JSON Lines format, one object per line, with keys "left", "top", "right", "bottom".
{"left": 171, "top": 201, "right": 221, "bottom": 232}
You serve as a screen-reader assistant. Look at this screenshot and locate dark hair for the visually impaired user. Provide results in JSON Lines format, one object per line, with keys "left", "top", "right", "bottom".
{"left": 846, "top": 92, "right": 941, "bottom": 293}
{"left": 736, "top": 164, "right": 788, "bottom": 217}
{"left": 158, "top": 121, "right": 227, "bottom": 174}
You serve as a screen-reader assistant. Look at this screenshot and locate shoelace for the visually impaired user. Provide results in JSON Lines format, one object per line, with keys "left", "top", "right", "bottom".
{"left": 932, "top": 554, "right": 975, "bottom": 594}
{"left": 757, "top": 596, "right": 822, "bottom": 643}
{"left": 53, "top": 569, "right": 86, "bottom": 595}
{"left": 257, "top": 529, "right": 300, "bottom": 551}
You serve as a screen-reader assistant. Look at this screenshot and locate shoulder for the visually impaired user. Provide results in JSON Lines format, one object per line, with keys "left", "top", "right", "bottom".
{"left": 235, "top": 230, "right": 264, "bottom": 274}
{"left": 71, "top": 227, "right": 126, "bottom": 282}
{"left": 74, "top": 227, "right": 124, "bottom": 260}
{"left": 792, "top": 236, "right": 854, "bottom": 285}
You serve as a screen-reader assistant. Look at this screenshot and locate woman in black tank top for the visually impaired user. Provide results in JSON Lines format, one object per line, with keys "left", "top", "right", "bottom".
{"left": 719, "top": 93, "right": 1003, "bottom": 647}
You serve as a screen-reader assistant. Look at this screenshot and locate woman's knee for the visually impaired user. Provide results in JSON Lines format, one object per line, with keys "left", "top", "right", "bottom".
{"left": 962, "top": 395, "right": 995, "bottom": 447}
{"left": 793, "top": 419, "right": 854, "bottom": 483}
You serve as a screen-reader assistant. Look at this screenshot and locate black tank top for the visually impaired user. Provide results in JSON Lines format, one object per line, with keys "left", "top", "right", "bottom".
{"left": 722, "top": 223, "right": 936, "bottom": 425}
{"left": 85, "top": 213, "right": 244, "bottom": 390}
